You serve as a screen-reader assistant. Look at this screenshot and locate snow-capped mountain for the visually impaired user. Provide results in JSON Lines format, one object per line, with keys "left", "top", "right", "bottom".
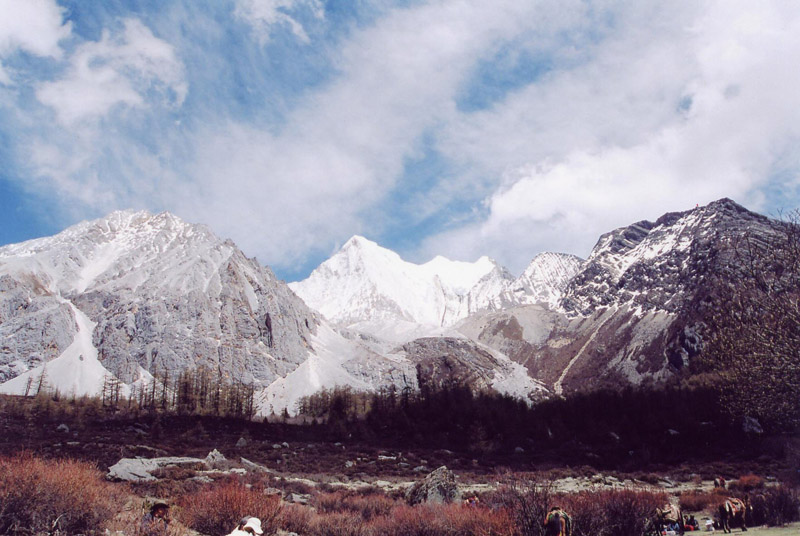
{"left": 0, "top": 211, "right": 544, "bottom": 412}
{"left": 288, "top": 236, "right": 516, "bottom": 338}
{"left": 464, "top": 198, "right": 777, "bottom": 394}
{"left": 0, "top": 199, "right": 782, "bottom": 410}
{"left": 289, "top": 236, "right": 581, "bottom": 340}
{"left": 491, "top": 252, "right": 583, "bottom": 310}
{"left": 0, "top": 211, "right": 416, "bottom": 413}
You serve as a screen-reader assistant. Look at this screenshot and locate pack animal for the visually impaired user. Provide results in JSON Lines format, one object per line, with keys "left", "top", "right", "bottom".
{"left": 719, "top": 497, "right": 750, "bottom": 533}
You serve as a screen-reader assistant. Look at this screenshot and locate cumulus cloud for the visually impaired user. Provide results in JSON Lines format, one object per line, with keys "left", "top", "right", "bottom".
{"left": 234, "top": 0, "right": 324, "bottom": 44}
{"left": 36, "top": 18, "right": 186, "bottom": 124}
{"left": 421, "top": 0, "right": 800, "bottom": 273}
{"left": 0, "top": 0, "right": 70, "bottom": 84}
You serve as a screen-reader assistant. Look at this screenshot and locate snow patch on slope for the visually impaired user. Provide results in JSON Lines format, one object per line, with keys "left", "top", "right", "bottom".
{"left": 0, "top": 300, "right": 120, "bottom": 397}
{"left": 257, "top": 322, "right": 410, "bottom": 415}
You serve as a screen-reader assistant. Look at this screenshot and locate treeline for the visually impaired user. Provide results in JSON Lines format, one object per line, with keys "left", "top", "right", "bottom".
{"left": 297, "top": 382, "right": 751, "bottom": 468}
{"left": 101, "top": 366, "right": 257, "bottom": 419}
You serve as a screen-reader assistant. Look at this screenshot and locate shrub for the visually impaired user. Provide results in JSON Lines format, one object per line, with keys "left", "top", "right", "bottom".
{"left": 307, "top": 511, "right": 366, "bottom": 536}
{"left": 314, "top": 490, "right": 398, "bottom": 521}
{"left": 488, "top": 475, "right": 554, "bottom": 536}
{"left": 177, "top": 479, "right": 281, "bottom": 535}
{"left": 679, "top": 490, "right": 725, "bottom": 512}
{"left": 0, "top": 452, "right": 125, "bottom": 535}
{"left": 369, "top": 503, "right": 514, "bottom": 536}
{"left": 278, "top": 503, "right": 313, "bottom": 534}
{"left": 749, "top": 486, "right": 800, "bottom": 527}
{"left": 729, "top": 474, "right": 766, "bottom": 492}
{"left": 563, "top": 488, "right": 668, "bottom": 536}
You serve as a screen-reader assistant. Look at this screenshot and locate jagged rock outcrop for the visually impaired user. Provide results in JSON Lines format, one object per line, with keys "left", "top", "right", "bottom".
{"left": 405, "top": 466, "right": 460, "bottom": 505}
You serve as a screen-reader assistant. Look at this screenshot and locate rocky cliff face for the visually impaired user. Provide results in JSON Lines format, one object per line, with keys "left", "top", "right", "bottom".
{"left": 0, "top": 211, "right": 318, "bottom": 396}
{"left": 463, "top": 199, "right": 778, "bottom": 394}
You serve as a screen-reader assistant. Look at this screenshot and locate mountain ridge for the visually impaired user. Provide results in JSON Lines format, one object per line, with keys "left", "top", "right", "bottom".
{"left": 0, "top": 198, "right": 781, "bottom": 411}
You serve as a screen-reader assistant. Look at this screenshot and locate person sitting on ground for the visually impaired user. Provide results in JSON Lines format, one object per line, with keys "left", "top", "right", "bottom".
{"left": 688, "top": 515, "right": 699, "bottom": 531}
{"left": 140, "top": 500, "right": 170, "bottom": 536}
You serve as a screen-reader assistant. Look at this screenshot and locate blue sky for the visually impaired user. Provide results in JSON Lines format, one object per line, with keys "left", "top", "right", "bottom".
{"left": 1, "top": 0, "right": 800, "bottom": 281}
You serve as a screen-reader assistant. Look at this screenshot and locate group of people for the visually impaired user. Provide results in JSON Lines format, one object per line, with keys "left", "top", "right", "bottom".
{"left": 683, "top": 515, "right": 701, "bottom": 531}
{"left": 139, "top": 501, "right": 265, "bottom": 536}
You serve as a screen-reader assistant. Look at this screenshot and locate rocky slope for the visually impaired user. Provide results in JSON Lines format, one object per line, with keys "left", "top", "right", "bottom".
{"left": 0, "top": 211, "right": 416, "bottom": 412}
{"left": 461, "top": 198, "right": 777, "bottom": 394}
{"left": 0, "top": 199, "right": 779, "bottom": 409}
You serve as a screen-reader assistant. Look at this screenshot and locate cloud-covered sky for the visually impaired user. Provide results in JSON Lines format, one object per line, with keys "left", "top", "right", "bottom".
{"left": 1, "top": 0, "right": 799, "bottom": 280}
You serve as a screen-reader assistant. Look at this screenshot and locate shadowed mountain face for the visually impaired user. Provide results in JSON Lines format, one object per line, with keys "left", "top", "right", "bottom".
{"left": 460, "top": 199, "right": 777, "bottom": 394}
{"left": 0, "top": 199, "right": 782, "bottom": 408}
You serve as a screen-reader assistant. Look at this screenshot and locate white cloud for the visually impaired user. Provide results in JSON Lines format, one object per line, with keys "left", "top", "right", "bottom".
{"left": 0, "top": 0, "right": 70, "bottom": 84}
{"left": 36, "top": 18, "right": 186, "bottom": 124}
{"left": 178, "top": 0, "right": 584, "bottom": 268}
{"left": 8, "top": 1, "right": 800, "bottom": 280}
{"left": 234, "top": 0, "right": 324, "bottom": 44}
{"left": 421, "top": 0, "right": 800, "bottom": 273}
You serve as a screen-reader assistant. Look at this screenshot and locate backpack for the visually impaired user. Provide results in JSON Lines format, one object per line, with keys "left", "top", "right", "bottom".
{"left": 562, "top": 510, "right": 572, "bottom": 536}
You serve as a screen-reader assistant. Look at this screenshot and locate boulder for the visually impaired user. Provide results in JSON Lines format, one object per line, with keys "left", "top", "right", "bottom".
{"left": 742, "top": 416, "right": 764, "bottom": 434}
{"left": 405, "top": 466, "right": 460, "bottom": 505}
{"left": 204, "top": 449, "right": 227, "bottom": 468}
{"left": 107, "top": 456, "right": 206, "bottom": 482}
{"left": 241, "top": 457, "right": 271, "bottom": 473}
{"left": 236, "top": 437, "right": 248, "bottom": 448}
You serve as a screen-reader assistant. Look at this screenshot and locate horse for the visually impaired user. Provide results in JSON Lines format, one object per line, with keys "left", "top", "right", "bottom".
{"left": 655, "top": 503, "right": 683, "bottom": 534}
{"left": 719, "top": 497, "right": 750, "bottom": 533}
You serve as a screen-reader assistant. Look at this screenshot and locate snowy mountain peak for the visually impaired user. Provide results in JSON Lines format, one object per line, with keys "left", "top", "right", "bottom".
{"left": 562, "top": 198, "right": 770, "bottom": 315}
{"left": 290, "top": 238, "right": 513, "bottom": 333}
{"left": 0, "top": 210, "right": 228, "bottom": 296}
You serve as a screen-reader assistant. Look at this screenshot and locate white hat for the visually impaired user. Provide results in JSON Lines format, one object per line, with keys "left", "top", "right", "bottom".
{"left": 244, "top": 517, "right": 264, "bottom": 535}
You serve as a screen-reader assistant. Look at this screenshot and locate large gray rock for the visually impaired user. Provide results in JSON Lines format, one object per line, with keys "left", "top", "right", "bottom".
{"left": 107, "top": 456, "right": 207, "bottom": 482}
{"left": 405, "top": 466, "right": 460, "bottom": 505}
{"left": 204, "top": 449, "right": 227, "bottom": 468}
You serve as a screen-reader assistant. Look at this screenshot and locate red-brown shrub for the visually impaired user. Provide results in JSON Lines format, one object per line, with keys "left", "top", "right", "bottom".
{"left": 679, "top": 490, "right": 725, "bottom": 512}
{"left": 563, "top": 488, "right": 668, "bottom": 536}
{"left": 729, "top": 474, "right": 766, "bottom": 492}
{"left": 307, "top": 510, "right": 366, "bottom": 536}
{"left": 278, "top": 503, "right": 313, "bottom": 534}
{"left": 177, "top": 479, "right": 281, "bottom": 535}
{"left": 314, "top": 490, "right": 398, "bottom": 521}
{"left": 0, "top": 452, "right": 125, "bottom": 535}
{"left": 369, "top": 503, "right": 514, "bottom": 536}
